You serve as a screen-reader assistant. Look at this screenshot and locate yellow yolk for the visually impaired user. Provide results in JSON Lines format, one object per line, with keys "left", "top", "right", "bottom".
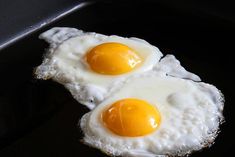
{"left": 101, "top": 98, "right": 161, "bottom": 137}
{"left": 86, "top": 42, "right": 142, "bottom": 75}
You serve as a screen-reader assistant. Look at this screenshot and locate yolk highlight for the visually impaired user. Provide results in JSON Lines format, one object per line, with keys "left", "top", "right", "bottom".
{"left": 86, "top": 42, "right": 142, "bottom": 75}
{"left": 101, "top": 98, "right": 161, "bottom": 137}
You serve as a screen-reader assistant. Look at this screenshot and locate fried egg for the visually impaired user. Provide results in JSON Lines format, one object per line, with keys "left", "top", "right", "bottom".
{"left": 35, "top": 27, "right": 224, "bottom": 156}
{"left": 80, "top": 74, "right": 224, "bottom": 157}
{"left": 35, "top": 27, "right": 200, "bottom": 109}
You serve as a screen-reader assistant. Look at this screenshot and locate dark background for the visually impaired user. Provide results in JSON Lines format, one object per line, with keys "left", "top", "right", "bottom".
{"left": 0, "top": 0, "right": 234, "bottom": 157}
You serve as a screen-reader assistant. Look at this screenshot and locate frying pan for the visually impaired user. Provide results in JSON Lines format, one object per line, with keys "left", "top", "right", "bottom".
{"left": 0, "top": 0, "right": 234, "bottom": 156}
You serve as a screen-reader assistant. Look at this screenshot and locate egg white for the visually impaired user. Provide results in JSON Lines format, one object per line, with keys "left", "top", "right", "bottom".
{"left": 80, "top": 73, "right": 224, "bottom": 157}
{"left": 35, "top": 27, "right": 200, "bottom": 109}
{"left": 35, "top": 27, "right": 224, "bottom": 156}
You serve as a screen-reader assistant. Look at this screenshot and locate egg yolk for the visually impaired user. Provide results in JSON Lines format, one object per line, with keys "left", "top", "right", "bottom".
{"left": 86, "top": 42, "right": 142, "bottom": 75}
{"left": 101, "top": 98, "right": 161, "bottom": 137}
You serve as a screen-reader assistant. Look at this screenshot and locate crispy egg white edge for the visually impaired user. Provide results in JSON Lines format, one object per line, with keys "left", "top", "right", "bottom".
{"left": 35, "top": 27, "right": 201, "bottom": 109}
{"left": 79, "top": 74, "right": 224, "bottom": 157}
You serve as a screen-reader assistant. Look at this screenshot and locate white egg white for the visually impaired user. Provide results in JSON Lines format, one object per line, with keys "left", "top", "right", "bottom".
{"left": 80, "top": 74, "right": 224, "bottom": 157}
{"left": 35, "top": 27, "right": 224, "bottom": 156}
{"left": 35, "top": 27, "right": 200, "bottom": 109}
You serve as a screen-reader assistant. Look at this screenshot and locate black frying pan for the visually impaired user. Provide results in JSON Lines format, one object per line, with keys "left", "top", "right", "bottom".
{"left": 0, "top": 0, "right": 234, "bottom": 157}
